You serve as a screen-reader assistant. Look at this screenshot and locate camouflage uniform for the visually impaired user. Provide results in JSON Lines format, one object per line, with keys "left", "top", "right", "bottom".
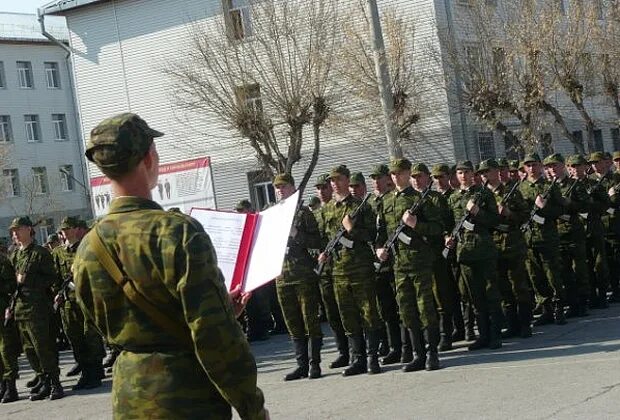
{"left": 609, "top": 151, "right": 620, "bottom": 301}
{"left": 74, "top": 113, "right": 266, "bottom": 419}
{"left": 0, "top": 253, "right": 20, "bottom": 402}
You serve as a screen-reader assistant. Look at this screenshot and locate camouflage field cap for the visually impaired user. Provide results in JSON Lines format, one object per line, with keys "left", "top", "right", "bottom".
{"left": 455, "top": 160, "right": 474, "bottom": 171}
{"left": 369, "top": 164, "right": 390, "bottom": 179}
{"left": 389, "top": 158, "right": 412, "bottom": 173}
{"left": 273, "top": 173, "right": 295, "bottom": 187}
{"left": 314, "top": 173, "right": 330, "bottom": 187}
{"left": 410, "top": 163, "right": 430, "bottom": 176}
{"left": 85, "top": 113, "right": 163, "bottom": 177}
{"left": 566, "top": 154, "right": 588, "bottom": 166}
{"left": 521, "top": 153, "right": 541, "bottom": 165}
{"left": 613, "top": 151, "right": 620, "bottom": 161}
{"left": 508, "top": 159, "right": 521, "bottom": 171}
{"left": 329, "top": 165, "right": 350, "bottom": 178}
{"left": 588, "top": 151, "right": 605, "bottom": 163}
{"left": 235, "top": 199, "right": 252, "bottom": 211}
{"left": 349, "top": 172, "right": 366, "bottom": 186}
{"left": 542, "top": 153, "right": 564, "bottom": 166}
{"left": 59, "top": 216, "right": 81, "bottom": 230}
{"left": 431, "top": 163, "right": 451, "bottom": 177}
{"left": 476, "top": 159, "right": 499, "bottom": 173}
{"left": 496, "top": 158, "right": 509, "bottom": 168}
{"left": 9, "top": 216, "right": 33, "bottom": 229}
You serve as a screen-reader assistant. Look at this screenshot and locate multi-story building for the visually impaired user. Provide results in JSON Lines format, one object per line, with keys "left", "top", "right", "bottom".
{"left": 0, "top": 12, "right": 91, "bottom": 244}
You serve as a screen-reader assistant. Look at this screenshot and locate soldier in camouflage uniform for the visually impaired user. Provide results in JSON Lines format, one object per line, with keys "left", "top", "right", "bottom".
{"left": 543, "top": 154, "right": 590, "bottom": 317}
{"left": 349, "top": 172, "right": 368, "bottom": 199}
{"left": 446, "top": 161, "right": 503, "bottom": 350}
{"left": 477, "top": 159, "right": 533, "bottom": 338}
{"left": 519, "top": 153, "right": 567, "bottom": 326}
{"left": 272, "top": 173, "right": 324, "bottom": 381}
{"left": 8, "top": 216, "right": 64, "bottom": 401}
{"left": 73, "top": 113, "right": 267, "bottom": 419}
{"left": 609, "top": 151, "right": 620, "bottom": 302}
{"left": 0, "top": 250, "right": 19, "bottom": 403}
{"left": 318, "top": 165, "right": 382, "bottom": 376}
{"left": 508, "top": 160, "right": 522, "bottom": 183}
{"left": 314, "top": 174, "right": 349, "bottom": 369}
{"left": 376, "top": 158, "right": 443, "bottom": 371}
{"left": 53, "top": 216, "right": 106, "bottom": 390}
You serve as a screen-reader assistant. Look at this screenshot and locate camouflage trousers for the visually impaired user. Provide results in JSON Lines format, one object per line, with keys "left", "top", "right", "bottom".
{"left": 375, "top": 269, "right": 400, "bottom": 327}
{"left": 394, "top": 267, "right": 438, "bottom": 330}
{"left": 0, "top": 319, "right": 20, "bottom": 380}
{"left": 525, "top": 245, "right": 565, "bottom": 304}
{"left": 586, "top": 235, "right": 610, "bottom": 292}
{"left": 276, "top": 281, "right": 322, "bottom": 339}
{"left": 560, "top": 241, "right": 591, "bottom": 303}
{"left": 319, "top": 276, "right": 346, "bottom": 339}
{"left": 17, "top": 315, "right": 59, "bottom": 377}
{"left": 432, "top": 255, "right": 459, "bottom": 320}
{"left": 333, "top": 275, "right": 382, "bottom": 335}
{"left": 497, "top": 252, "right": 532, "bottom": 310}
{"left": 606, "top": 239, "right": 620, "bottom": 292}
{"left": 458, "top": 259, "right": 502, "bottom": 318}
{"left": 61, "top": 299, "right": 105, "bottom": 366}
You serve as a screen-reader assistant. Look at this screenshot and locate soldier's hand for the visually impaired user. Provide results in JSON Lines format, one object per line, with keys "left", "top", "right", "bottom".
{"left": 4, "top": 308, "right": 11, "bottom": 320}
{"left": 609, "top": 187, "right": 616, "bottom": 197}
{"left": 16, "top": 273, "right": 25, "bottom": 284}
{"left": 318, "top": 252, "right": 328, "bottom": 264}
{"left": 342, "top": 215, "right": 354, "bottom": 233}
{"left": 229, "top": 285, "right": 252, "bottom": 318}
{"left": 54, "top": 294, "right": 64, "bottom": 307}
{"left": 497, "top": 204, "right": 511, "bottom": 217}
{"left": 466, "top": 200, "right": 479, "bottom": 216}
{"left": 535, "top": 195, "right": 547, "bottom": 209}
{"left": 444, "top": 236, "right": 455, "bottom": 249}
{"left": 401, "top": 211, "right": 417, "bottom": 228}
{"left": 375, "top": 247, "right": 388, "bottom": 262}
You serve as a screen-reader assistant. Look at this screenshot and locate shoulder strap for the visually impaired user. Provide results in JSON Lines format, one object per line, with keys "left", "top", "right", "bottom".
{"left": 89, "top": 228, "right": 193, "bottom": 349}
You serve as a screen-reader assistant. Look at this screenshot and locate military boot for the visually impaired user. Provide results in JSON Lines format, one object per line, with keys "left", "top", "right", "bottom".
{"left": 329, "top": 329, "right": 349, "bottom": 369}
{"left": 0, "top": 380, "right": 5, "bottom": 401}
{"left": 464, "top": 304, "right": 477, "bottom": 341}
{"left": 533, "top": 302, "right": 554, "bottom": 326}
{"left": 1, "top": 379, "right": 18, "bottom": 403}
{"left": 501, "top": 305, "right": 519, "bottom": 339}
{"left": 73, "top": 365, "right": 103, "bottom": 391}
{"left": 553, "top": 301, "right": 567, "bottom": 325}
{"left": 26, "top": 375, "right": 41, "bottom": 389}
{"left": 49, "top": 375, "right": 64, "bottom": 400}
{"left": 424, "top": 327, "right": 441, "bottom": 371}
{"left": 102, "top": 348, "right": 119, "bottom": 369}
{"left": 381, "top": 321, "right": 402, "bottom": 365}
{"left": 366, "top": 330, "right": 382, "bottom": 375}
{"left": 308, "top": 337, "right": 322, "bottom": 379}
{"left": 29, "top": 375, "right": 45, "bottom": 395}
{"left": 342, "top": 334, "right": 367, "bottom": 377}
{"left": 609, "top": 286, "right": 620, "bottom": 303}
{"left": 577, "top": 297, "right": 589, "bottom": 317}
{"left": 377, "top": 326, "right": 389, "bottom": 357}
{"left": 518, "top": 302, "right": 533, "bottom": 338}
{"left": 598, "top": 289, "right": 609, "bottom": 309}
{"left": 400, "top": 326, "right": 413, "bottom": 363}
{"left": 403, "top": 327, "right": 426, "bottom": 372}
{"left": 65, "top": 363, "right": 82, "bottom": 377}
{"left": 452, "top": 304, "right": 466, "bottom": 343}
{"left": 438, "top": 314, "right": 454, "bottom": 352}
{"left": 284, "top": 338, "right": 309, "bottom": 381}
{"left": 467, "top": 313, "right": 490, "bottom": 351}
{"left": 488, "top": 311, "right": 503, "bottom": 350}
{"left": 29, "top": 375, "right": 51, "bottom": 401}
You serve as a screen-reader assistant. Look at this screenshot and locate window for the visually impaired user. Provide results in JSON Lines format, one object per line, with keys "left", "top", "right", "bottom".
{"left": 235, "top": 83, "right": 263, "bottom": 115}
{"left": 0, "top": 62, "right": 5, "bottom": 88}
{"left": 503, "top": 133, "right": 519, "bottom": 160}
{"left": 477, "top": 131, "right": 496, "bottom": 161}
{"left": 540, "top": 133, "right": 554, "bottom": 157}
{"left": 16, "top": 61, "right": 33, "bottom": 88}
{"left": 32, "top": 167, "right": 48, "bottom": 194}
{"left": 44, "top": 62, "right": 60, "bottom": 88}
{"left": 2, "top": 169, "right": 19, "bottom": 197}
{"left": 52, "top": 114, "right": 67, "bottom": 140}
{"left": 492, "top": 48, "right": 506, "bottom": 80}
{"left": 572, "top": 130, "right": 585, "bottom": 153}
{"left": 247, "top": 170, "right": 276, "bottom": 210}
{"left": 465, "top": 44, "right": 483, "bottom": 74}
{"left": 556, "top": 0, "right": 566, "bottom": 15}
{"left": 611, "top": 128, "right": 620, "bottom": 151}
{"left": 25, "top": 115, "right": 40, "bottom": 142}
{"left": 39, "top": 218, "right": 55, "bottom": 245}
{"left": 59, "top": 165, "right": 74, "bottom": 191}
{"left": 224, "top": 0, "right": 253, "bottom": 41}
{"left": 593, "top": 129, "right": 604, "bottom": 152}
{"left": 0, "top": 116, "right": 12, "bottom": 142}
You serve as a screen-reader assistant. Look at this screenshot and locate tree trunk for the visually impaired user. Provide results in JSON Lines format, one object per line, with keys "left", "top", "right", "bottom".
{"left": 539, "top": 100, "right": 585, "bottom": 154}
{"left": 297, "top": 122, "right": 321, "bottom": 196}
{"left": 573, "top": 100, "right": 596, "bottom": 152}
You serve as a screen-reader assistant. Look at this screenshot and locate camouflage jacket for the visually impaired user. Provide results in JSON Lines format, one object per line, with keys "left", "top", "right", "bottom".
{"left": 9, "top": 243, "right": 55, "bottom": 320}
{"left": 489, "top": 182, "right": 528, "bottom": 257}
{"left": 52, "top": 241, "right": 80, "bottom": 302}
{"left": 376, "top": 186, "right": 442, "bottom": 271}
{"left": 428, "top": 190, "right": 452, "bottom": 252}
{"left": 448, "top": 184, "right": 499, "bottom": 262}
{"left": 589, "top": 171, "right": 620, "bottom": 237}
{"left": 0, "top": 253, "right": 16, "bottom": 312}
{"left": 555, "top": 176, "right": 588, "bottom": 242}
{"left": 72, "top": 197, "right": 265, "bottom": 420}
{"left": 519, "top": 177, "right": 563, "bottom": 246}
{"left": 278, "top": 205, "right": 321, "bottom": 284}
{"left": 313, "top": 205, "right": 332, "bottom": 277}
{"left": 320, "top": 194, "right": 376, "bottom": 278}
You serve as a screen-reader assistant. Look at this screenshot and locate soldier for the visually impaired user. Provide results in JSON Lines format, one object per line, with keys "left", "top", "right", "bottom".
{"left": 376, "top": 158, "right": 443, "bottom": 371}
{"left": 445, "top": 161, "right": 503, "bottom": 350}
{"left": 8, "top": 216, "right": 64, "bottom": 400}
{"left": 53, "top": 216, "right": 106, "bottom": 390}
{"left": 272, "top": 173, "right": 323, "bottom": 381}
{"left": 44, "top": 234, "right": 62, "bottom": 252}
{"left": 519, "top": 153, "right": 567, "bottom": 325}
{"left": 0, "top": 249, "right": 19, "bottom": 403}
{"left": 477, "top": 159, "right": 533, "bottom": 338}
{"left": 318, "top": 165, "right": 382, "bottom": 376}
{"left": 609, "top": 151, "right": 620, "bottom": 302}
{"left": 349, "top": 172, "right": 368, "bottom": 199}
{"left": 314, "top": 174, "right": 349, "bottom": 369}
{"left": 508, "top": 160, "right": 521, "bottom": 183}
{"left": 73, "top": 113, "right": 267, "bottom": 418}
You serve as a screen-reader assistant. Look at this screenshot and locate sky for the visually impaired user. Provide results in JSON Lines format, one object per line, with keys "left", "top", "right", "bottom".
{"left": 0, "top": 0, "right": 52, "bottom": 14}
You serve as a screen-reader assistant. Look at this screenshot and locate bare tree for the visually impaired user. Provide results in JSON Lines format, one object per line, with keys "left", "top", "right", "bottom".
{"left": 165, "top": 0, "right": 340, "bottom": 193}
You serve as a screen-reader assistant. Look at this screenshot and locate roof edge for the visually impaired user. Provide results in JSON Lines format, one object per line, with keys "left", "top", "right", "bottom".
{"left": 39, "top": 0, "right": 109, "bottom": 16}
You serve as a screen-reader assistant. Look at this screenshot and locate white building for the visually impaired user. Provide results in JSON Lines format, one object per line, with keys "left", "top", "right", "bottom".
{"left": 0, "top": 12, "right": 91, "bottom": 244}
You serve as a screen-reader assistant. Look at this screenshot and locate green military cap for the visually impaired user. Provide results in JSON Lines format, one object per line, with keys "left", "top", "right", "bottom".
{"left": 168, "top": 207, "right": 182, "bottom": 213}
{"left": 566, "top": 154, "right": 588, "bottom": 166}
{"left": 613, "top": 151, "right": 620, "bottom": 161}
{"left": 314, "top": 173, "right": 330, "bottom": 187}
{"left": 410, "top": 163, "right": 430, "bottom": 176}
{"left": 45, "top": 233, "right": 60, "bottom": 244}
{"left": 9, "top": 216, "right": 33, "bottom": 229}
{"left": 349, "top": 172, "right": 365, "bottom": 186}
{"left": 431, "top": 163, "right": 451, "bottom": 177}
{"left": 496, "top": 158, "right": 509, "bottom": 168}
{"left": 329, "top": 165, "right": 350, "bottom": 178}
{"left": 604, "top": 151, "right": 612, "bottom": 160}
{"left": 521, "top": 153, "right": 541, "bottom": 165}
{"left": 59, "top": 216, "right": 81, "bottom": 230}
{"left": 542, "top": 153, "right": 564, "bottom": 165}
{"left": 588, "top": 151, "right": 605, "bottom": 163}
{"left": 85, "top": 113, "right": 163, "bottom": 177}
{"left": 508, "top": 159, "right": 520, "bottom": 170}
{"left": 273, "top": 173, "right": 295, "bottom": 187}
{"left": 308, "top": 196, "right": 320, "bottom": 207}
{"left": 389, "top": 158, "right": 412, "bottom": 173}
{"left": 455, "top": 160, "right": 474, "bottom": 171}
{"left": 235, "top": 199, "right": 252, "bottom": 211}
{"left": 369, "top": 164, "right": 389, "bottom": 179}
{"left": 476, "top": 158, "right": 499, "bottom": 173}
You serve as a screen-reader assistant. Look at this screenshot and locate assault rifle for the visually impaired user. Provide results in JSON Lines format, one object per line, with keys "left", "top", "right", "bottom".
{"left": 499, "top": 179, "right": 522, "bottom": 206}
{"left": 376, "top": 186, "right": 432, "bottom": 272}
{"left": 521, "top": 177, "right": 558, "bottom": 232}
{"left": 314, "top": 193, "right": 371, "bottom": 276}
{"left": 442, "top": 181, "right": 490, "bottom": 259}
{"left": 53, "top": 275, "right": 74, "bottom": 312}
{"left": 4, "top": 285, "right": 22, "bottom": 327}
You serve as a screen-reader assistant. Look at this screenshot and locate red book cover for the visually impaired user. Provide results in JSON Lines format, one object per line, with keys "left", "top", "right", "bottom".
{"left": 230, "top": 213, "right": 259, "bottom": 291}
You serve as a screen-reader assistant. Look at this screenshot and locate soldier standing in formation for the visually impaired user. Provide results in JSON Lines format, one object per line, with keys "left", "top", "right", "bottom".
{"left": 0, "top": 247, "right": 19, "bottom": 403}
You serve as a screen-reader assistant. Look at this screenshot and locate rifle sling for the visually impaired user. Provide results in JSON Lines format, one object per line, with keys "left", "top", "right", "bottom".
{"left": 90, "top": 228, "right": 193, "bottom": 349}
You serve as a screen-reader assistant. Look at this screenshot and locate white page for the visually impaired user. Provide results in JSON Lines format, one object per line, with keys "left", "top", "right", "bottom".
{"left": 243, "top": 191, "right": 300, "bottom": 292}
{"left": 189, "top": 209, "right": 246, "bottom": 291}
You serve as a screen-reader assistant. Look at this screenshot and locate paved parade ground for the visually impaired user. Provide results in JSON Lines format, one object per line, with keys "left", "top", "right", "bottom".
{"left": 1, "top": 305, "right": 619, "bottom": 419}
